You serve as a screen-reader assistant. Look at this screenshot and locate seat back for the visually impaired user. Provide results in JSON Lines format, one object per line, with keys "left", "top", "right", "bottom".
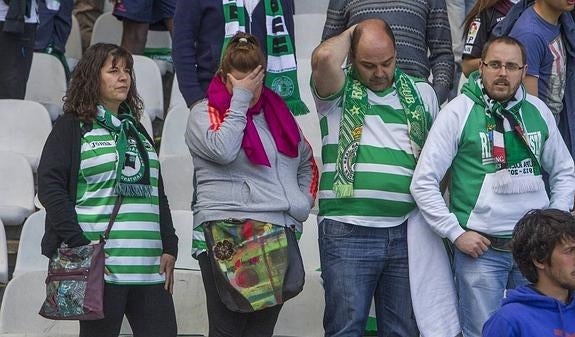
{"left": 0, "top": 219, "right": 8, "bottom": 283}
{"left": 159, "top": 105, "right": 191, "bottom": 160}
{"left": 0, "top": 100, "right": 51, "bottom": 171}
{"left": 0, "top": 152, "right": 35, "bottom": 226}
{"left": 133, "top": 55, "right": 164, "bottom": 120}
{"left": 13, "top": 210, "right": 49, "bottom": 279}
{"left": 171, "top": 210, "right": 199, "bottom": 270}
{"left": 159, "top": 155, "right": 195, "bottom": 211}
{"left": 25, "top": 53, "right": 67, "bottom": 121}
{"left": 0, "top": 270, "right": 79, "bottom": 336}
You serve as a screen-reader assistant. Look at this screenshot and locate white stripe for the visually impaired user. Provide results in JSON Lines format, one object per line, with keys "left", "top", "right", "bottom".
{"left": 362, "top": 116, "right": 413, "bottom": 154}
{"left": 106, "top": 256, "right": 161, "bottom": 266}
{"left": 266, "top": 55, "right": 297, "bottom": 72}
{"left": 80, "top": 153, "right": 117, "bottom": 172}
{"left": 322, "top": 163, "right": 413, "bottom": 176}
{"left": 105, "top": 274, "right": 165, "bottom": 283}
{"left": 81, "top": 221, "right": 160, "bottom": 232}
{"left": 105, "top": 239, "right": 163, "bottom": 250}
{"left": 77, "top": 202, "right": 160, "bottom": 217}
{"left": 366, "top": 90, "right": 402, "bottom": 109}
{"left": 319, "top": 189, "right": 414, "bottom": 202}
{"left": 224, "top": 22, "right": 243, "bottom": 38}
{"left": 78, "top": 186, "right": 159, "bottom": 204}
{"left": 84, "top": 127, "right": 113, "bottom": 137}
{"left": 265, "top": 15, "right": 289, "bottom": 36}
{"left": 318, "top": 213, "right": 412, "bottom": 228}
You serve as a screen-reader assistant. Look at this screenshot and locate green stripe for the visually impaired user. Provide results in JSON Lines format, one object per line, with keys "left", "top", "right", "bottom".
{"left": 323, "top": 144, "right": 416, "bottom": 168}
{"left": 192, "top": 240, "right": 208, "bottom": 250}
{"left": 320, "top": 116, "right": 328, "bottom": 138}
{"left": 319, "top": 171, "right": 412, "bottom": 194}
{"left": 78, "top": 212, "right": 160, "bottom": 223}
{"left": 83, "top": 230, "right": 161, "bottom": 241}
{"left": 80, "top": 196, "right": 159, "bottom": 207}
{"left": 82, "top": 161, "right": 116, "bottom": 177}
{"left": 105, "top": 248, "right": 162, "bottom": 257}
{"left": 365, "top": 106, "right": 407, "bottom": 125}
{"left": 81, "top": 147, "right": 116, "bottom": 160}
{"left": 319, "top": 198, "right": 414, "bottom": 217}
{"left": 106, "top": 265, "right": 160, "bottom": 274}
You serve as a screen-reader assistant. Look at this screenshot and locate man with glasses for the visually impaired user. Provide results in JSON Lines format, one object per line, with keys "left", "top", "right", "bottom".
{"left": 411, "top": 36, "right": 575, "bottom": 337}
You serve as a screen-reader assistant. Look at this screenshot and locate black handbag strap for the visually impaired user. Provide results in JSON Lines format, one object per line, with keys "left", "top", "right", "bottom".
{"left": 101, "top": 196, "right": 123, "bottom": 242}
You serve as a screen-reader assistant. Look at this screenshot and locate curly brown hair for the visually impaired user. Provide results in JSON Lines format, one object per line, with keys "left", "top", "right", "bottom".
{"left": 63, "top": 43, "right": 143, "bottom": 122}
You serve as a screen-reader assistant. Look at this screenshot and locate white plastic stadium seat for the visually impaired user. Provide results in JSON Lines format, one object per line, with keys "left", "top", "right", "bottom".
{"left": 0, "top": 100, "right": 52, "bottom": 171}
{"left": 65, "top": 15, "right": 83, "bottom": 70}
{"left": 139, "top": 110, "right": 154, "bottom": 140}
{"left": 90, "top": 12, "right": 171, "bottom": 49}
{"left": 294, "top": 14, "right": 326, "bottom": 60}
{"left": 25, "top": 52, "right": 67, "bottom": 120}
{"left": 168, "top": 74, "right": 188, "bottom": 112}
{"left": 159, "top": 155, "right": 194, "bottom": 211}
{"left": 0, "top": 152, "right": 35, "bottom": 227}
{"left": 159, "top": 105, "right": 191, "bottom": 160}
{"left": 0, "top": 270, "right": 79, "bottom": 337}
{"left": 171, "top": 210, "right": 199, "bottom": 270}
{"left": 0, "top": 219, "right": 8, "bottom": 283}
{"left": 133, "top": 55, "right": 164, "bottom": 120}
{"left": 13, "top": 209, "right": 49, "bottom": 278}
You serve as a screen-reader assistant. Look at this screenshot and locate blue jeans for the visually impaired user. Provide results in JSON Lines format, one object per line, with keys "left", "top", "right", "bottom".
{"left": 454, "top": 247, "right": 527, "bottom": 337}
{"left": 319, "top": 219, "right": 418, "bottom": 337}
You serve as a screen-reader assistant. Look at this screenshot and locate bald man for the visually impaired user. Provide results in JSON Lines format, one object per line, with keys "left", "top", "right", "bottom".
{"left": 311, "top": 19, "right": 460, "bottom": 337}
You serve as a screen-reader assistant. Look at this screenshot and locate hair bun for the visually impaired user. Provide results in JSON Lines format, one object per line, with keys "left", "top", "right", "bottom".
{"left": 239, "top": 37, "right": 248, "bottom": 44}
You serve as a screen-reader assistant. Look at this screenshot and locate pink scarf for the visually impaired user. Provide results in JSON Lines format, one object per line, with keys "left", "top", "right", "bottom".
{"left": 206, "top": 75, "right": 301, "bottom": 167}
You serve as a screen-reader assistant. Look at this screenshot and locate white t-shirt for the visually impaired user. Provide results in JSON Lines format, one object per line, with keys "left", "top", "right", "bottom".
{"left": 244, "top": 0, "right": 261, "bottom": 16}
{"left": 0, "top": 0, "right": 39, "bottom": 23}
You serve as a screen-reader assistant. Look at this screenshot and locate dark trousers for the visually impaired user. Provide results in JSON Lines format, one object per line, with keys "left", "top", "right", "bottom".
{"left": 35, "top": 0, "right": 74, "bottom": 52}
{"left": 79, "top": 283, "right": 177, "bottom": 337}
{"left": 0, "top": 22, "right": 36, "bottom": 99}
{"left": 198, "top": 252, "right": 283, "bottom": 337}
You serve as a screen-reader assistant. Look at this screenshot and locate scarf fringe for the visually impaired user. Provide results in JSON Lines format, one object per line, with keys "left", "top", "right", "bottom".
{"left": 287, "top": 100, "right": 310, "bottom": 116}
{"left": 334, "top": 183, "right": 354, "bottom": 198}
{"left": 116, "top": 183, "right": 152, "bottom": 198}
{"left": 492, "top": 170, "right": 544, "bottom": 194}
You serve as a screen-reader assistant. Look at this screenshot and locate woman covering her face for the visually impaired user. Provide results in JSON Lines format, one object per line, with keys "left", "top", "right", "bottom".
{"left": 37, "top": 43, "right": 178, "bottom": 337}
{"left": 185, "top": 32, "right": 318, "bottom": 337}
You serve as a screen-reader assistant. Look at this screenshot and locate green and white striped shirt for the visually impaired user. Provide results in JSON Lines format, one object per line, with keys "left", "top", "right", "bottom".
{"left": 313, "top": 76, "right": 438, "bottom": 227}
{"left": 76, "top": 113, "right": 164, "bottom": 285}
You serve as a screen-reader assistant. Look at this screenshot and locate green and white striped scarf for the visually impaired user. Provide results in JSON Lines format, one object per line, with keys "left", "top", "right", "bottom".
{"left": 333, "top": 67, "right": 430, "bottom": 198}
{"left": 221, "top": 0, "right": 309, "bottom": 115}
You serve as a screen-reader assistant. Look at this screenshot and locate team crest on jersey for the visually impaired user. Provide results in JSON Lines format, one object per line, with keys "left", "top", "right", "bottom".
{"left": 121, "top": 138, "right": 145, "bottom": 183}
{"left": 341, "top": 140, "right": 359, "bottom": 181}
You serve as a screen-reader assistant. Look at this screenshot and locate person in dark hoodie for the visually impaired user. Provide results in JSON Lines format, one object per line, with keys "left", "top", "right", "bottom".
{"left": 482, "top": 208, "right": 575, "bottom": 337}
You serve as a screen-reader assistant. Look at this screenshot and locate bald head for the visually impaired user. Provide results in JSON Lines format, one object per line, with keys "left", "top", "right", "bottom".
{"left": 350, "top": 19, "right": 396, "bottom": 59}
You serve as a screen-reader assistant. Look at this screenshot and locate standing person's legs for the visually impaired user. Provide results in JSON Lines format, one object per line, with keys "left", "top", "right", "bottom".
{"left": 319, "top": 219, "right": 386, "bottom": 337}
{"left": 79, "top": 283, "right": 129, "bottom": 337}
{"left": 454, "top": 248, "right": 513, "bottom": 337}
{"left": 124, "top": 284, "right": 177, "bottom": 337}
{"left": 73, "top": 0, "right": 104, "bottom": 51}
{"left": 113, "top": 0, "right": 153, "bottom": 54}
{"left": 152, "top": 0, "right": 175, "bottom": 35}
{"left": 0, "top": 22, "right": 37, "bottom": 99}
{"left": 51, "top": 0, "right": 74, "bottom": 53}
{"left": 375, "top": 222, "right": 419, "bottom": 337}
{"left": 446, "top": 0, "right": 465, "bottom": 100}
{"left": 198, "top": 253, "right": 283, "bottom": 337}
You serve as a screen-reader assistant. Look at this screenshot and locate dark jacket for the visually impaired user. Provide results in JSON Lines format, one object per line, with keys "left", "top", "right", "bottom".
{"left": 38, "top": 113, "right": 178, "bottom": 258}
{"left": 172, "top": 0, "right": 295, "bottom": 107}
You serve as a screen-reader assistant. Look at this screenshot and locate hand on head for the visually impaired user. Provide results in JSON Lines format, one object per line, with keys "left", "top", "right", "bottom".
{"left": 226, "top": 65, "right": 265, "bottom": 97}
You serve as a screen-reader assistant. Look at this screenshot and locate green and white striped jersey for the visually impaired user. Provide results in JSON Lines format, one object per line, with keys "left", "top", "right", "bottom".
{"left": 313, "top": 76, "right": 439, "bottom": 228}
{"left": 76, "top": 115, "right": 164, "bottom": 285}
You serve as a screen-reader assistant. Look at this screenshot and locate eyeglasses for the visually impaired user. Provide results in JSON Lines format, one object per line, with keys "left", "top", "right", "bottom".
{"left": 482, "top": 61, "right": 525, "bottom": 72}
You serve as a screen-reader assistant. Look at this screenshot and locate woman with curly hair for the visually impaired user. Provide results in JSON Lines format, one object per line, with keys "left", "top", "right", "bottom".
{"left": 37, "top": 43, "right": 178, "bottom": 337}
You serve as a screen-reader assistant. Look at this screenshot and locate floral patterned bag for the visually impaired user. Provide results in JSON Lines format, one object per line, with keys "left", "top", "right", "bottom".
{"left": 204, "top": 219, "right": 305, "bottom": 313}
{"left": 39, "top": 197, "right": 122, "bottom": 320}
